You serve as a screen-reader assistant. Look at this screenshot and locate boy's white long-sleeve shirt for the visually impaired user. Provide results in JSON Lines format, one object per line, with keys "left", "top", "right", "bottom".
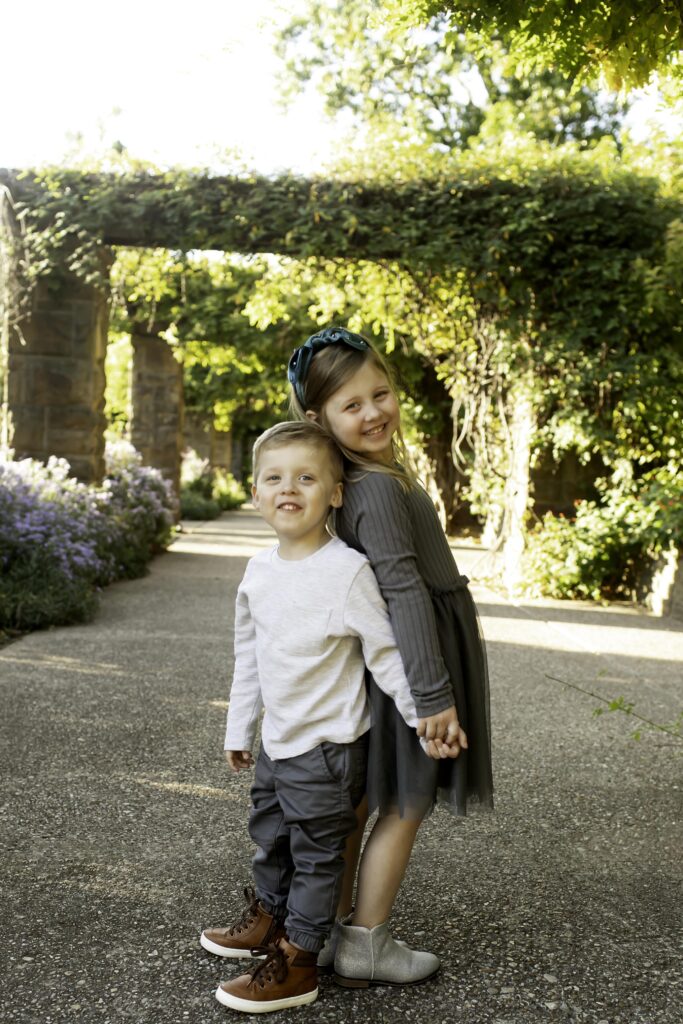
{"left": 224, "top": 536, "right": 419, "bottom": 759}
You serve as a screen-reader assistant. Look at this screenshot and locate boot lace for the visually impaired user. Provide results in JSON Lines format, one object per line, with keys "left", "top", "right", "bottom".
{"left": 228, "top": 886, "right": 260, "bottom": 936}
{"left": 247, "top": 945, "right": 289, "bottom": 990}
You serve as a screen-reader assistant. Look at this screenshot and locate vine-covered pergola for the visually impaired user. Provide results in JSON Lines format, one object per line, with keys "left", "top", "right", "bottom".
{"left": 0, "top": 166, "right": 678, "bottom": 492}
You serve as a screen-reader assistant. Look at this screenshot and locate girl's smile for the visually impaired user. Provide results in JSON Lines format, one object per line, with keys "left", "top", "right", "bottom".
{"left": 321, "top": 361, "right": 400, "bottom": 463}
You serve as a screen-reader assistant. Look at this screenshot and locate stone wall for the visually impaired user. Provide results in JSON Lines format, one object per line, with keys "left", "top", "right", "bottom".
{"left": 531, "top": 451, "right": 603, "bottom": 517}
{"left": 130, "top": 333, "right": 184, "bottom": 497}
{"left": 183, "top": 413, "right": 233, "bottom": 471}
{"left": 183, "top": 413, "right": 212, "bottom": 462}
{"left": 5, "top": 268, "right": 110, "bottom": 482}
{"left": 213, "top": 429, "right": 233, "bottom": 471}
{"left": 641, "top": 546, "right": 682, "bottom": 619}
{"left": 668, "top": 556, "right": 683, "bottom": 621}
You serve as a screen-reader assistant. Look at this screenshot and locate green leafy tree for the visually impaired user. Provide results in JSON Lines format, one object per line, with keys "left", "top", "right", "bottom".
{"left": 245, "top": 253, "right": 476, "bottom": 528}
{"left": 241, "top": 127, "right": 681, "bottom": 556}
{"left": 277, "top": 0, "right": 627, "bottom": 151}
{"left": 110, "top": 249, "right": 303, "bottom": 463}
{"left": 272, "top": 0, "right": 650, "bottom": 548}
{"left": 378, "top": 0, "right": 683, "bottom": 91}
{"left": 8, "top": 129, "right": 679, "bottom": 591}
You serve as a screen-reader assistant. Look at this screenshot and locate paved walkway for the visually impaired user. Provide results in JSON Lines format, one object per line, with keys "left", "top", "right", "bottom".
{"left": 1, "top": 509, "right": 681, "bottom": 1024}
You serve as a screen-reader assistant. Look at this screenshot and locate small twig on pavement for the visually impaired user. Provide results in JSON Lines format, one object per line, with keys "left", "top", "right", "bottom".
{"left": 545, "top": 673, "right": 683, "bottom": 744}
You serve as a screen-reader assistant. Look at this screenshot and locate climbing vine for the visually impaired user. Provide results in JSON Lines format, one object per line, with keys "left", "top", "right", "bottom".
{"left": 1, "top": 156, "right": 677, "bottom": 325}
{"left": 1, "top": 148, "right": 681, "bottom": 592}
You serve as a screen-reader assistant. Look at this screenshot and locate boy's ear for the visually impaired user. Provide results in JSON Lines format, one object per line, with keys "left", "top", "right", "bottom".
{"left": 330, "top": 482, "right": 343, "bottom": 509}
{"left": 305, "top": 410, "right": 318, "bottom": 422}
{"left": 251, "top": 484, "right": 259, "bottom": 507}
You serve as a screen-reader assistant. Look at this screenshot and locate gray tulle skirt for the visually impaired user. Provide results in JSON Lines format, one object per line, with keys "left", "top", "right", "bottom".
{"left": 366, "top": 578, "right": 494, "bottom": 819}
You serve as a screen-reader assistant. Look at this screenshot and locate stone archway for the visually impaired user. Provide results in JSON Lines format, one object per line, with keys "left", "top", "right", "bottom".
{"left": 0, "top": 165, "right": 673, "bottom": 551}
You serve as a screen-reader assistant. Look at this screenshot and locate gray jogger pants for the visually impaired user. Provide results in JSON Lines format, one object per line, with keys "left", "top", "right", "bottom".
{"left": 248, "top": 734, "right": 367, "bottom": 953}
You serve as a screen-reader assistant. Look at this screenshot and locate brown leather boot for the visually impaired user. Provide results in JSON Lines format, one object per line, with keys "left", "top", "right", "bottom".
{"left": 215, "top": 937, "right": 319, "bottom": 1013}
{"left": 200, "top": 887, "right": 285, "bottom": 958}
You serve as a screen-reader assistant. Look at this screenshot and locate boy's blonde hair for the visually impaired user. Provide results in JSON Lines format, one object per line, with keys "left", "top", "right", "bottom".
{"left": 252, "top": 420, "right": 344, "bottom": 483}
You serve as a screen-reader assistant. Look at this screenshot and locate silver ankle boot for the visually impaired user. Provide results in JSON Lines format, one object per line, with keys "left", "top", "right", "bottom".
{"left": 333, "top": 922, "right": 440, "bottom": 987}
{"left": 317, "top": 913, "right": 352, "bottom": 969}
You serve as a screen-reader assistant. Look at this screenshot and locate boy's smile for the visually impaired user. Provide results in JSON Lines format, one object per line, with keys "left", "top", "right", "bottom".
{"left": 252, "top": 442, "right": 343, "bottom": 559}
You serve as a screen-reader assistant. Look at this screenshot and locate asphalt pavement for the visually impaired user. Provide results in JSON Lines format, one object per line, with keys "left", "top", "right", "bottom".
{"left": 1, "top": 508, "right": 681, "bottom": 1024}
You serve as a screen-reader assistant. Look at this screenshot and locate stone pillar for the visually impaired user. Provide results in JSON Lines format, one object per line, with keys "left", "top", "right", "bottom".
{"left": 183, "top": 412, "right": 212, "bottom": 461}
{"left": 5, "top": 265, "right": 111, "bottom": 482}
{"left": 500, "top": 385, "right": 534, "bottom": 592}
{"left": 130, "top": 333, "right": 184, "bottom": 497}
{"left": 531, "top": 450, "right": 602, "bottom": 517}
{"left": 212, "top": 429, "right": 233, "bottom": 470}
{"left": 231, "top": 434, "right": 246, "bottom": 482}
{"left": 183, "top": 412, "right": 233, "bottom": 471}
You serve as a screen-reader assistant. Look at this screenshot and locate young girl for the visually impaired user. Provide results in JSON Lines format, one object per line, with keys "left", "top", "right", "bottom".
{"left": 287, "top": 325, "right": 494, "bottom": 987}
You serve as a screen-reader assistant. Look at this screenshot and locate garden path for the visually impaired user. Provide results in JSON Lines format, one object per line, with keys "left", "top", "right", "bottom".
{"left": 1, "top": 508, "right": 681, "bottom": 1024}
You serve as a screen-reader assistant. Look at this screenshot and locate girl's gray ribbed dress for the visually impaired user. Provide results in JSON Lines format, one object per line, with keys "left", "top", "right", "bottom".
{"left": 335, "top": 470, "right": 493, "bottom": 819}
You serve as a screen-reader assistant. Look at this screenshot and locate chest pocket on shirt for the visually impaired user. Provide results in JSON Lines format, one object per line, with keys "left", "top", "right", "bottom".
{"left": 277, "top": 608, "right": 333, "bottom": 657}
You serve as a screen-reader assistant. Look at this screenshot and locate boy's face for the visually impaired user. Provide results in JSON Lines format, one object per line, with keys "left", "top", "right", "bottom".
{"left": 252, "top": 442, "right": 343, "bottom": 554}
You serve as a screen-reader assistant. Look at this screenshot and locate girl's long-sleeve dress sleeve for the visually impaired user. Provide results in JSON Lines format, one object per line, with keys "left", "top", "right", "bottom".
{"left": 336, "top": 470, "right": 493, "bottom": 817}
{"left": 341, "top": 473, "right": 456, "bottom": 717}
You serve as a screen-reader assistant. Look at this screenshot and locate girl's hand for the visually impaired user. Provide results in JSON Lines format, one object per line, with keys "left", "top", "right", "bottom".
{"left": 225, "top": 750, "right": 254, "bottom": 772}
{"left": 417, "top": 706, "right": 468, "bottom": 752}
{"left": 424, "top": 737, "right": 465, "bottom": 760}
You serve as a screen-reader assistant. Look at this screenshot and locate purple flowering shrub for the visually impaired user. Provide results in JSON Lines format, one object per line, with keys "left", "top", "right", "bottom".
{"left": 101, "top": 440, "right": 177, "bottom": 580}
{"left": 0, "top": 457, "right": 100, "bottom": 628}
{"left": 0, "top": 441, "right": 176, "bottom": 630}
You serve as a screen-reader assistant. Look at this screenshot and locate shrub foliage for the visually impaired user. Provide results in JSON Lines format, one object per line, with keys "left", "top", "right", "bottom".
{"left": 0, "top": 442, "right": 176, "bottom": 630}
{"left": 523, "top": 468, "right": 683, "bottom": 600}
{"left": 179, "top": 449, "right": 247, "bottom": 520}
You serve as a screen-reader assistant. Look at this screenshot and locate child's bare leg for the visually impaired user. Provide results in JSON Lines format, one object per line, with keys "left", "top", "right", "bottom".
{"left": 333, "top": 812, "right": 440, "bottom": 985}
{"left": 337, "top": 795, "right": 368, "bottom": 917}
{"left": 352, "top": 812, "right": 422, "bottom": 928}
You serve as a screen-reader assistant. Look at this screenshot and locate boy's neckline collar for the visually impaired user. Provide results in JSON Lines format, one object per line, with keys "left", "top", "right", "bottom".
{"left": 273, "top": 535, "right": 337, "bottom": 564}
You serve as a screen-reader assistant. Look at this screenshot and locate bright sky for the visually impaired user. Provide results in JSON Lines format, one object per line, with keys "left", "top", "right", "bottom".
{"left": 1, "top": 0, "right": 337, "bottom": 174}
{"left": 0, "top": 0, "right": 673, "bottom": 176}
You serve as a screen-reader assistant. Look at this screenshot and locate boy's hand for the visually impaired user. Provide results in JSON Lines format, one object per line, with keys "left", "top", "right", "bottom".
{"left": 417, "top": 706, "right": 468, "bottom": 759}
{"left": 423, "top": 737, "right": 465, "bottom": 760}
{"left": 225, "top": 750, "right": 254, "bottom": 772}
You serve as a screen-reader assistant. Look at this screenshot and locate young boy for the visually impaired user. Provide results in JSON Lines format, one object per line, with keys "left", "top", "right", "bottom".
{"left": 203, "top": 420, "right": 421, "bottom": 1014}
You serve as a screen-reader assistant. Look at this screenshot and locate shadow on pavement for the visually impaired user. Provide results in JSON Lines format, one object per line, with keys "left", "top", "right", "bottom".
{"left": 1, "top": 509, "right": 680, "bottom": 1024}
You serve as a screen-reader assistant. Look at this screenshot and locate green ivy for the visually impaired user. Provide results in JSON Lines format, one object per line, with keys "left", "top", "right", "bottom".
{"left": 2, "top": 151, "right": 681, "bottom": 597}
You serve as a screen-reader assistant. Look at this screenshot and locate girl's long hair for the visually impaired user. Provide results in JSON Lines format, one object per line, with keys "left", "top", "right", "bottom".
{"left": 288, "top": 337, "right": 417, "bottom": 487}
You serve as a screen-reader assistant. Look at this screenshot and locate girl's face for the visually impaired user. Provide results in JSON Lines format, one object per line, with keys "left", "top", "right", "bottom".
{"left": 320, "top": 359, "right": 400, "bottom": 463}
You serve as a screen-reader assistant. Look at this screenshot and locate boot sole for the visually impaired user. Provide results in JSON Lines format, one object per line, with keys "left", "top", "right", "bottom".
{"left": 200, "top": 933, "right": 266, "bottom": 959}
{"left": 215, "top": 986, "right": 318, "bottom": 1012}
{"left": 333, "top": 966, "right": 440, "bottom": 989}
